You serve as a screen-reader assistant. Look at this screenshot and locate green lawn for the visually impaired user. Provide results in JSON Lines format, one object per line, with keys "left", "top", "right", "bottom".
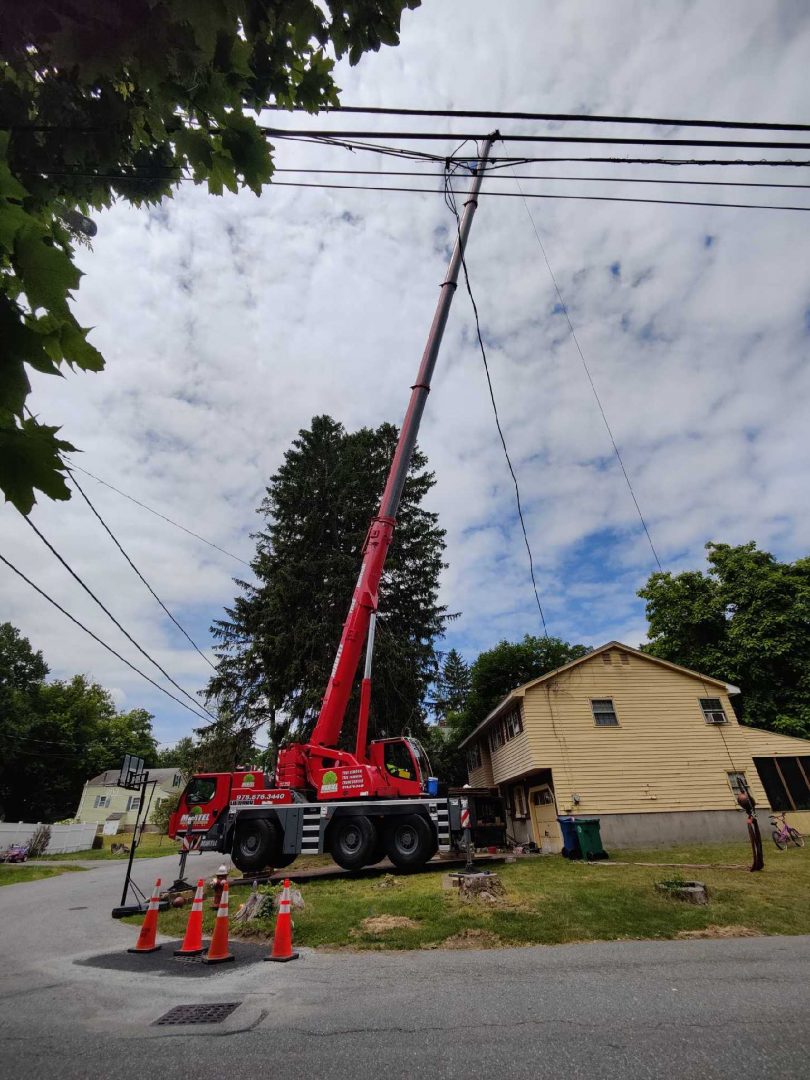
{"left": 0, "top": 864, "right": 86, "bottom": 886}
{"left": 33, "top": 832, "right": 174, "bottom": 861}
{"left": 129, "top": 841, "right": 810, "bottom": 951}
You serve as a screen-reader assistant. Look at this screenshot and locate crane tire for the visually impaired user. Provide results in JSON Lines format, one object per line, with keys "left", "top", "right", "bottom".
{"left": 384, "top": 814, "right": 434, "bottom": 871}
{"left": 232, "top": 818, "right": 279, "bottom": 872}
{"left": 329, "top": 815, "right": 377, "bottom": 870}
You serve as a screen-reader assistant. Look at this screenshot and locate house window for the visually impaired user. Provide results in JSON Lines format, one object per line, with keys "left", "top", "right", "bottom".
{"left": 488, "top": 708, "right": 524, "bottom": 752}
{"left": 754, "top": 756, "right": 810, "bottom": 812}
{"left": 620, "top": 653, "right": 630, "bottom": 665}
{"left": 591, "top": 698, "right": 619, "bottom": 726}
{"left": 602, "top": 652, "right": 612, "bottom": 664}
{"left": 466, "top": 743, "right": 482, "bottom": 772}
{"left": 511, "top": 785, "right": 528, "bottom": 819}
{"left": 93, "top": 795, "right": 111, "bottom": 809}
{"left": 126, "top": 796, "right": 141, "bottom": 812}
{"left": 727, "top": 772, "right": 747, "bottom": 796}
{"left": 700, "top": 698, "right": 727, "bottom": 724}
{"left": 172, "top": 774, "right": 181, "bottom": 788}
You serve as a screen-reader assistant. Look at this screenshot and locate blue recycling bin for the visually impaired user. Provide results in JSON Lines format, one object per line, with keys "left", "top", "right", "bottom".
{"left": 557, "top": 816, "right": 582, "bottom": 859}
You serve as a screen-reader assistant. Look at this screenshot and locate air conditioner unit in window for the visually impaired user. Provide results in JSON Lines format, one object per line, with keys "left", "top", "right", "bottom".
{"left": 706, "top": 715, "right": 728, "bottom": 724}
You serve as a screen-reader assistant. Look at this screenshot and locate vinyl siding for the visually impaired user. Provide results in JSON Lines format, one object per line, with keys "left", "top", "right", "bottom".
{"left": 467, "top": 646, "right": 772, "bottom": 815}
{"left": 737, "top": 727, "right": 810, "bottom": 756}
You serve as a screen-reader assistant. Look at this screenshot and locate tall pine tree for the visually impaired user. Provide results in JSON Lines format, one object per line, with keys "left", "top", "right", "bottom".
{"left": 207, "top": 415, "right": 448, "bottom": 756}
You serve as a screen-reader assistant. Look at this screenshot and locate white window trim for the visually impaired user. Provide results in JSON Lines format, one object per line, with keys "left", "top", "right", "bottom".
{"left": 700, "top": 697, "right": 728, "bottom": 725}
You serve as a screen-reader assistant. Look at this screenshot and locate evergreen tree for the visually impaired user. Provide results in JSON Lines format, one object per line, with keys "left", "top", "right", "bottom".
{"left": 433, "top": 648, "right": 471, "bottom": 725}
{"left": 207, "top": 415, "right": 448, "bottom": 757}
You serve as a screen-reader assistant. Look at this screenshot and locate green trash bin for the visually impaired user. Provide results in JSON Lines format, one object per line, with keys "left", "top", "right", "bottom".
{"left": 573, "top": 817, "right": 608, "bottom": 861}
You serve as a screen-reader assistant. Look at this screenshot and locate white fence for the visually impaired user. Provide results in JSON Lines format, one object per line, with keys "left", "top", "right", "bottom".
{"left": 0, "top": 821, "right": 97, "bottom": 855}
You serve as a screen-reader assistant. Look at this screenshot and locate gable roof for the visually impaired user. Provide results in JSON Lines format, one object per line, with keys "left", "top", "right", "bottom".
{"left": 459, "top": 641, "right": 739, "bottom": 749}
{"left": 86, "top": 767, "right": 182, "bottom": 788}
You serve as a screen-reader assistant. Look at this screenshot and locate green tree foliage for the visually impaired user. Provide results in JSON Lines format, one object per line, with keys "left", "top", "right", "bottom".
{"left": 451, "top": 635, "right": 592, "bottom": 747}
{"left": 207, "top": 414, "right": 448, "bottom": 756}
{"left": 0, "top": 0, "right": 419, "bottom": 513}
{"left": 154, "top": 735, "right": 197, "bottom": 771}
{"left": 433, "top": 648, "right": 471, "bottom": 725}
{"left": 639, "top": 542, "right": 810, "bottom": 738}
{"left": 0, "top": 621, "right": 159, "bottom": 820}
{"left": 151, "top": 791, "right": 181, "bottom": 835}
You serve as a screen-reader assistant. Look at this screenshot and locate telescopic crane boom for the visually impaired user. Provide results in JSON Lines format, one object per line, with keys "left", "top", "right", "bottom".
{"left": 276, "top": 133, "right": 498, "bottom": 798}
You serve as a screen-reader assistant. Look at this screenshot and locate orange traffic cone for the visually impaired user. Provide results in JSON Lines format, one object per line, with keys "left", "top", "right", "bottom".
{"left": 174, "top": 879, "right": 205, "bottom": 957}
{"left": 265, "top": 878, "right": 299, "bottom": 962}
{"left": 128, "top": 878, "right": 162, "bottom": 954}
{"left": 203, "top": 881, "right": 234, "bottom": 965}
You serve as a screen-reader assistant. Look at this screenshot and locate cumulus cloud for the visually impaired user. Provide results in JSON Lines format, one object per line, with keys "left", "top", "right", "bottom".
{"left": 3, "top": 0, "right": 809, "bottom": 744}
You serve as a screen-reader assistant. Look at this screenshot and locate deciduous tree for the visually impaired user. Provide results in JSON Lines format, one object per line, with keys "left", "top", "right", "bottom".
{"left": 0, "top": 0, "right": 419, "bottom": 513}
{"left": 640, "top": 542, "right": 810, "bottom": 737}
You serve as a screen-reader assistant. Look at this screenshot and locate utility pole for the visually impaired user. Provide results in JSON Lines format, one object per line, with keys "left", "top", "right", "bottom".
{"left": 310, "top": 131, "right": 500, "bottom": 750}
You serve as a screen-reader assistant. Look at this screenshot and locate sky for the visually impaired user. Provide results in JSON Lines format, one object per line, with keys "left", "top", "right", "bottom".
{"left": 3, "top": 0, "right": 809, "bottom": 748}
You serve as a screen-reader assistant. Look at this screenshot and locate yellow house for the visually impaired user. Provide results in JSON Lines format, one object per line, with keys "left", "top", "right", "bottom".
{"left": 459, "top": 641, "right": 810, "bottom": 849}
{"left": 75, "top": 767, "right": 184, "bottom": 830}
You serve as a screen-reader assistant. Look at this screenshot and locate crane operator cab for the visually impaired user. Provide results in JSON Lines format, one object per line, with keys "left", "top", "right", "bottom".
{"left": 370, "top": 736, "right": 438, "bottom": 797}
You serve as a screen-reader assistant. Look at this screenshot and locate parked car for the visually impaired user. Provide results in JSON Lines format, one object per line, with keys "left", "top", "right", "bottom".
{"left": 0, "top": 844, "right": 29, "bottom": 863}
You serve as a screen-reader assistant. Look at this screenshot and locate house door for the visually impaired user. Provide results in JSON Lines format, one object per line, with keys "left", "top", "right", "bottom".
{"left": 528, "top": 785, "right": 563, "bottom": 853}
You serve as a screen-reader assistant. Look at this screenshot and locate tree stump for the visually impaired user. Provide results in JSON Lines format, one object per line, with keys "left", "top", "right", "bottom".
{"left": 456, "top": 872, "right": 506, "bottom": 904}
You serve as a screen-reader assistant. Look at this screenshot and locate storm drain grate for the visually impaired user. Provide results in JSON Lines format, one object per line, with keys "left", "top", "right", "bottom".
{"left": 154, "top": 1002, "right": 241, "bottom": 1026}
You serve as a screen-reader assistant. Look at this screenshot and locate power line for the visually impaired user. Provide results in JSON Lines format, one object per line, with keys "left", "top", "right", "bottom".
{"left": 262, "top": 126, "right": 810, "bottom": 151}
{"left": 66, "top": 463, "right": 251, "bottom": 568}
{"left": 511, "top": 173, "right": 663, "bottom": 573}
{"left": 22, "top": 515, "right": 217, "bottom": 720}
{"left": 67, "top": 469, "right": 218, "bottom": 671}
{"left": 0, "top": 552, "right": 214, "bottom": 724}
{"left": 269, "top": 104, "right": 810, "bottom": 132}
{"left": 443, "top": 167, "right": 549, "bottom": 636}
{"left": 264, "top": 179, "right": 810, "bottom": 213}
{"left": 273, "top": 168, "right": 810, "bottom": 191}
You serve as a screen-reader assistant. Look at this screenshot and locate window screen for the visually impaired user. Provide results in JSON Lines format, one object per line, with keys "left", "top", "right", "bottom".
{"left": 753, "top": 757, "right": 791, "bottom": 811}
{"left": 591, "top": 699, "right": 619, "bottom": 726}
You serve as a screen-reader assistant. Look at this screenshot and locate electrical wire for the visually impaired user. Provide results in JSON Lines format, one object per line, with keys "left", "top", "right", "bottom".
{"left": 0, "top": 552, "right": 214, "bottom": 724}
{"left": 510, "top": 172, "right": 663, "bottom": 572}
{"left": 66, "top": 463, "right": 251, "bottom": 567}
{"left": 260, "top": 126, "right": 810, "bottom": 151}
{"left": 443, "top": 165, "right": 549, "bottom": 637}
{"left": 273, "top": 168, "right": 810, "bottom": 191}
{"left": 22, "top": 516, "right": 217, "bottom": 720}
{"left": 268, "top": 104, "right": 810, "bottom": 132}
{"left": 67, "top": 469, "right": 217, "bottom": 670}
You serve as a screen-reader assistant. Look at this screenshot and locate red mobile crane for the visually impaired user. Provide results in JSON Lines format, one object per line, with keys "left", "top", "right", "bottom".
{"left": 169, "top": 134, "right": 501, "bottom": 873}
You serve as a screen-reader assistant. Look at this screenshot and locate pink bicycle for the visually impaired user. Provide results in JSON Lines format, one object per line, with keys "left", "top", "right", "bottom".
{"left": 769, "top": 811, "right": 804, "bottom": 850}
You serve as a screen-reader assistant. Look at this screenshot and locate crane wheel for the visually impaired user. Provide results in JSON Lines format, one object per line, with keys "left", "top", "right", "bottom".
{"left": 329, "top": 815, "right": 377, "bottom": 870}
{"left": 384, "top": 814, "right": 434, "bottom": 871}
{"left": 232, "top": 818, "right": 280, "bottom": 872}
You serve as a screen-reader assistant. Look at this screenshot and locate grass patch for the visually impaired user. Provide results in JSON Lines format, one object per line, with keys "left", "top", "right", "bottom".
{"left": 32, "top": 832, "right": 174, "bottom": 861}
{"left": 127, "top": 840, "right": 810, "bottom": 951}
{"left": 0, "top": 864, "right": 86, "bottom": 886}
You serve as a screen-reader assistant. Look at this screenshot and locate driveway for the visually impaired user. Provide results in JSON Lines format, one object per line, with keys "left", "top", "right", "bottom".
{"left": 1, "top": 851, "right": 809, "bottom": 1079}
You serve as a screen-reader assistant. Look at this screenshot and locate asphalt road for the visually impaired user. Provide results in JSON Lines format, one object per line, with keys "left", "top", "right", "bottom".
{"left": 2, "top": 851, "right": 809, "bottom": 1080}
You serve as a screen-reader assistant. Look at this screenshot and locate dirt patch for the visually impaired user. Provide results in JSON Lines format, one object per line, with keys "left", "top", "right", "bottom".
{"left": 440, "top": 928, "right": 504, "bottom": 950}
{"left": 356, "top": 915, "right": 419, "bottom": 935}
{"left": 373, "top": 874, "right": 403, "bottom": 891}
{"left": 677, "top": 924, "right": 761, "bottom": 940}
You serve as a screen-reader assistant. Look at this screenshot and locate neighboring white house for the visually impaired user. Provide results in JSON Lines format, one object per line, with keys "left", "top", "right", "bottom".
{"left": 75, "top": 767, "right": 184, "bottom": 830}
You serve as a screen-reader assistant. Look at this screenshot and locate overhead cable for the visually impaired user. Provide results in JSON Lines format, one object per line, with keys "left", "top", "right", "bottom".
{"left": 443, "top": 167, "right": 549, "bottom": 637}
{"left": 268, "top": 104, "right": 810, "bottom": 132}
{"left": 511, "top": 174, "right": 663, "bottom": 572}
{"left": 0, "top": 552, "right": 214, "bottom": 724}
{"left": 67, "top": 463, "right": 251, "bottom": 567}
{"left": 262, "top": 126, "right": 810, "bottom": 151}
{"left": 68, "top": 469, "right": 218, "bottom": 670}
{"left": 22, "top": 515, "right": 217, "bottom": 720}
